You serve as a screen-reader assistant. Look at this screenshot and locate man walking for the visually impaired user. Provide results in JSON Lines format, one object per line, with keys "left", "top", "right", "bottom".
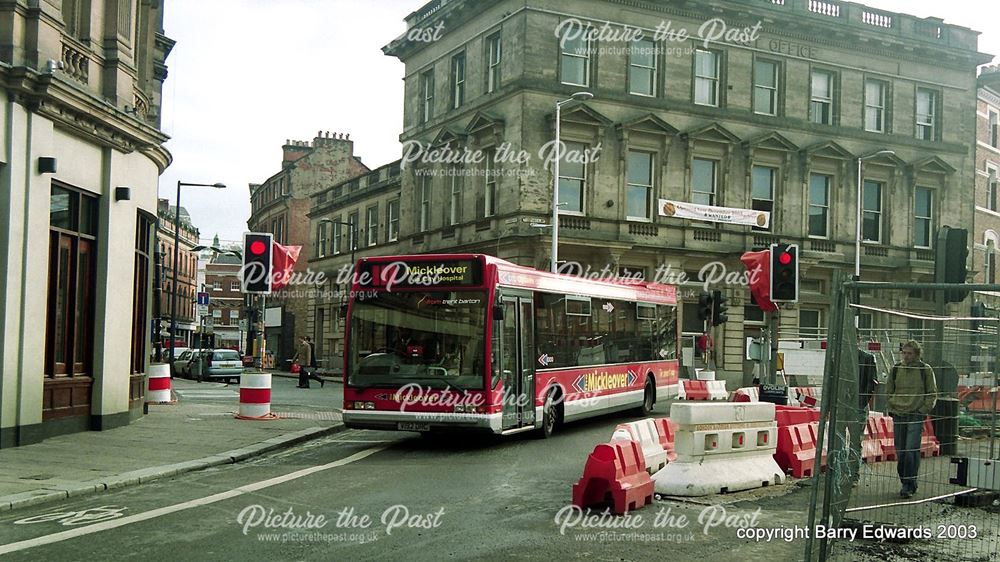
{"left": 294, "top": 336, "right": 324, "bottom": 388}
{"left": 887, "top": 340, "right": 937, "bottom": 498}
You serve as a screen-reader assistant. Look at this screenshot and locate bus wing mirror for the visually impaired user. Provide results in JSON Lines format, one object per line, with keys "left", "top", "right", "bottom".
{"left": 493, "top": 304, "right": 504, "bottom": 321}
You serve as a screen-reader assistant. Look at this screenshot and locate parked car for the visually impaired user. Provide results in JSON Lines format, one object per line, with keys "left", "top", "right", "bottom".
{"left": 196, "top": 349, "right": 244, "bottom": 383}
{"left": 172, "top": 349, "right": 198, "bottom": 378}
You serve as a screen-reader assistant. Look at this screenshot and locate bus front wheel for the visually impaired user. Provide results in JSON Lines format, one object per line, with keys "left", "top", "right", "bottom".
{"left": 540, "top": 390, "right": 561, "bottom": 439}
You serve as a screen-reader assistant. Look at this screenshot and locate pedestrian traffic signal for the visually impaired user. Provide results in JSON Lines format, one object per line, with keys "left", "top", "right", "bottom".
{"left": 711, "top": 290, "right": 729, "bottom": 326}
{"left": 936, "top": 226, "right": 968, "bottom": 303}
{"left": 242, "top": 233, "right": 273, "bottom": 294}
{"left": 697, "top": 292, "right": 713, "bottom": 322}
{"left": 770, "top": 243, "right": 799, "bottom": 302}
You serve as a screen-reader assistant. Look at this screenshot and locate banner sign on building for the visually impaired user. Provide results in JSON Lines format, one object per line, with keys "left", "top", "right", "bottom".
{"left": 658, "top": 199, "right": 770, "bottom": 228}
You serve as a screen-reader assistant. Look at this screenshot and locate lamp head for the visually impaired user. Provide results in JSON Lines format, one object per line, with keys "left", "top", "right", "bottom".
{"left": 213, "top": 183, "right": 226, "bottom": 189}
{"left": 571, "top": 91, "right": 594, "bottom": 101}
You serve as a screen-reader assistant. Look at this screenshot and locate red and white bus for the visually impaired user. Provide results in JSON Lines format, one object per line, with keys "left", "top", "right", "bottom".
{"left": 342, "top": 254, "right": 679, "bottom": 437}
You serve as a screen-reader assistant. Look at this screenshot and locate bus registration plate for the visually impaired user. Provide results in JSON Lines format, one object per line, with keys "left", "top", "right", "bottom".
{"left": 399, "top": 422, "right": 430, "bottom": 431}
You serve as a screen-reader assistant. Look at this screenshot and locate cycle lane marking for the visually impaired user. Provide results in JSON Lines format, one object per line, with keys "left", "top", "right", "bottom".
{"left": 0, "top": 445, "right": 385, "bottom": 555}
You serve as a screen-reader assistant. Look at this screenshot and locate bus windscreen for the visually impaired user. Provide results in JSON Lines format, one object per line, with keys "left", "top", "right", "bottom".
{"left": 348, "top": 291, "right": 487, "bottom": 391}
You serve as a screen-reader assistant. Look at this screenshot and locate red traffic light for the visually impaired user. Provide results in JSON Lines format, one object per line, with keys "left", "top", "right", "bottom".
{"left": 779, "top": 252, "right": 792, "bottom": 265}
{"left": 250, "top": 240, "right": 267, "bottom": 255}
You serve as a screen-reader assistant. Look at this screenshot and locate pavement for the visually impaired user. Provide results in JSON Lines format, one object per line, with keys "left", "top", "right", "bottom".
{"left": 0, "top": 373, "right": 344, "bottom": 513}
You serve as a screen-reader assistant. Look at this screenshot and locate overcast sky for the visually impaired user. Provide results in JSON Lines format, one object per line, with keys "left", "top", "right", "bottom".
{"left": 159, "top": 0, "right": 999, "bottom": 246}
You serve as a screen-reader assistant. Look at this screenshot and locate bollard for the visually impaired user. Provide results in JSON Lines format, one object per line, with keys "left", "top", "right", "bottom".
{"left": 236, "top": 372, "right": 277, "bottom": 420}
{"left": 146, "top": 363, "right": 175, "bottom": 404}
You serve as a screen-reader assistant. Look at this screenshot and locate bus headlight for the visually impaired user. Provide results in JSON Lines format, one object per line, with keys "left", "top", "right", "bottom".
{"left": 352, "top": 401, "right": 375, "bottom": 410}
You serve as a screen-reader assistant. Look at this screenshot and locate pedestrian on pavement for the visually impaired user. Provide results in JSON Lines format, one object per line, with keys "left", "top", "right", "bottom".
{"left": 849, "top": 346, "right": 879, "bottom": 483}
{"left": 293, "top": 336, "right": 324, "bottom": 388}
{"left": 887, "top": 340, "right": 937, "bottom": 498}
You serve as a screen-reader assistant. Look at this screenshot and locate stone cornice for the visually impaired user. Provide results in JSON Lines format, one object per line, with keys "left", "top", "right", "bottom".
{"left": 2, "top": 65, "right": 172, "bottom": 171}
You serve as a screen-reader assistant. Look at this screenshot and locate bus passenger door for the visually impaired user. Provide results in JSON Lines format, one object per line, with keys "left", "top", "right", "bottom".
{"left": 499, "top": 296, "right": 534, "bottom": 430}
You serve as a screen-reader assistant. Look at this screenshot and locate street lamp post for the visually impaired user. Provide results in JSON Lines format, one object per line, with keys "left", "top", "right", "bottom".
{"left": 551, "top": 91, "right": 593, "bottom": 273}
{"left": 169, "top": 181, "right": 226, "bottom": 365}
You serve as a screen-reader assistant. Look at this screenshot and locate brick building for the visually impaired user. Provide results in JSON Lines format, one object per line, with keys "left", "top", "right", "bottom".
{"left": 246, "top": 132, "right": 369, "bottom": 365}
{"left": 204, "top": 255, "right": 243, "bottom": 350}
{"left": 972, "top": 66, "right": 1000, "bottom": 309}
{"left": 156, "top": 199, "right": 199, "bottom": 347}
{"left": 307, "top": 0, "right": 990, "bottom": 385}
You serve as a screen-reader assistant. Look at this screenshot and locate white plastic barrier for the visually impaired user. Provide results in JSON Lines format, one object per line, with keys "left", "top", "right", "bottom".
{"left": 652, "top": 402, "right": 785, "bottom": 496}
{"left": 612, "top": 419, "right": 668, "bottom": 474}
{"left": 237, "top": 372, "right": 272, "bottom": 419}
{"left": 146, "top": 363, "right": 173, "bottom": 404}
{"left": 707, "top": 381, "right": 728, "bottom": 400}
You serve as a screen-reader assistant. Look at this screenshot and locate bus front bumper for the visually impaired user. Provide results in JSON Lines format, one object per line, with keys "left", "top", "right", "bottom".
{"left": 343, "top": 410, "right": 504, "bottom": 433}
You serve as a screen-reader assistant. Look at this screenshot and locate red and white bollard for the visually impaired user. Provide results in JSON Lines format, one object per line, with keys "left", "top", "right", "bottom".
{"left": 146, "top": 363, "right": 175, "bottom": 404}
{"left": 237, "top": 372, "right": 277, "bottom": 419}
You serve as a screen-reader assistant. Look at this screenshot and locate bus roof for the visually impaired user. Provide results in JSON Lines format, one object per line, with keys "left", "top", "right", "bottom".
{"left": 355, "top": 254, "right": 677, "bottom": 305}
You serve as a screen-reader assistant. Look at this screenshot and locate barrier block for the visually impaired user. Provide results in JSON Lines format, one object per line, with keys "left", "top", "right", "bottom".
{"left": 920, "top": 416, "right": 941, "bottom": 458}
{"left": 611, "top": 418, "right": 668, "bottom": 474}
{"left": 572, "top": 440, "right": 655, "bottom": 514}
{"left": 876, "top": 416, "right": 896, "bottom": 461}
{"left": 653, "top": 403, "right": 784, "bottom": 496}
{"left": 774, "top": 405, "right": 818, "bottom": 428}
{"left": 707, "top": 380, "right": 728, "bottom": 401}
{"left": 861, "top": 417, "right": 883, "bottom": 463}
{"left": 732, "top": 387, "right": 759, "bottom": 403}
{"left": 653, "top": 418, "right": 678, "bottom": 463}
{"left": 679, "top": 380, "right": 710, "bottom": 400}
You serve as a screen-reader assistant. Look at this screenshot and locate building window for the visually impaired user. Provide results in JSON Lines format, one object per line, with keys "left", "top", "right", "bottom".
{"left": 347, "top": 211, "right": 359, "bottom": 253}
{"left": 799, "top": 308, "right": 823, "bottom": 339}
{"left": 486, "top": 33, "right": 501, "bottom": 93}
{"left": 450, "top": 52, "right": 465, "bottom": 109}
{"left": 808, "top": 174, "right": 830, "bottom": 238}
{"left": 316, "top": 222, "right": 327, "bottom": 258}
{"left": 419, "top": 176, "right": 431, "bottom": 232}
{"left": 914, "top": 187, "right": 932, "bottom": 249}
{"left": 862, "top": 180, "right": 883, "bottom": 243}
{"left": 864, "top": 79, "right": 887, "bottom": 133}
{"left": 447, "top": 171, "right": 461, "bottom": 226}
{"left": 990, "top": 110, "right": 999, "bottom": 149}
{"left": 628, "top": 39, "right": 657, "bottom": 97}
{"left": 481, "top": 150, "right": 497, "bottom": 218}
{"left": 387, "top": 199, "right": 400, "bottom": 242}
{"left": 421, "top": 70, "right": 434, "bottom": 123}
{"left": 560, "top": 25, "right": 590, "bottom": 86}
{"left": 691, "top": 158, "right": 716, "bottom": 206}
{"left": 46, "top": 185, "right": 98, "bottom": 377}
{"left": 693, "top": 49, "right": 719, "bottom": 106}
{"left": 558, "top": 141, "right": 587, "bottom": 213}
{"left": 366, "top": 205, "right": 378, "bottom": 246}
{"left": 212, "top": 309, "right": 222, "bottom": 319}
{"left": 916, "top": 88, "right": 937, "bottom": 141}
{"left": 751, "top": 166, "right": 775, "bottom": 231}
{"left": 753, "top": 59, "right": 778, "bottom": 116}
{"left": 332, "top": 220, "right": 342, "bottom": 255}
{"left": 988, "top": 167, "right": 998, "bottom": 212}
{"left": 213, "top": 280, "right": 221, "bottom": 291}
{"left": 231, "top": 280, "right": 240, "bottom": 291}
{"left": 626, "top": 150, "right": 653, "bottom": 220}
{"left": 987, "top": 241, "right": 996, "bottom": 284}
{"left": 810, "top": 70, "right": 834, "bottom": 125}
{"left": 131, "top": 213, "right": 153, "bottom": 374}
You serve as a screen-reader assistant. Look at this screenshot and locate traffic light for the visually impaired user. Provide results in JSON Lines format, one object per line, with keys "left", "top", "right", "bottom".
{"left": 711, "top": 290, "right": 729, "bottom": 326}
{"left": 770, "top": 243, "right": 799, "bottom": 302}
{"left": 936, "top": 226, "right": 969, "bottom": 303}
{"left": 971, "top": 301, "right": 987, "bottom": 331}
{"left": 697, "top": 292, "right": 713, "bottom": 322}
{"left": 242, "top": 232, "right": 273, "bottom": 294}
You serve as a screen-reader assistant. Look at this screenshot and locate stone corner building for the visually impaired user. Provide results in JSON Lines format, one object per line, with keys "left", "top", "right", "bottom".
{"left": 972, "top": 66, "right": 1000, "bottom": 307}
{"left": 306, "top": 0, "right": 990, "bottom": 384}
{"left": 1, "top": 0, "right": 172, "bottom": 447}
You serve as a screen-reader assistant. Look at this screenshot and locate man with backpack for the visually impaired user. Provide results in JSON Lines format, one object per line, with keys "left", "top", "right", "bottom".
{"left": 887, "top": 340, "right": 937, "bottom": 498}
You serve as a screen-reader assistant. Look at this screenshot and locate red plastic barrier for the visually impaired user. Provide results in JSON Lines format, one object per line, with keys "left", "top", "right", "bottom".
{"left": 861, "top": 417, "right": 883, "bottom": 463}
{"left": 774, "top": 405, "right": 818, "bottom": 428}
{"left": 774, "top": 422, "right": 825, "bottom": 478}
{"left": 681, "top": 380, "right": 710, "bottom": 400}
{"left": 653, "top": 418, "right": 678, "bottom": 463}
{"left": 572, "top": 440, "right": 655, "bottom": 514}
{"left": 876, "top": 416, "right": 896, "bottom": 461}
{"left": 920, "top": 416, "right": 941, "bottom": 458}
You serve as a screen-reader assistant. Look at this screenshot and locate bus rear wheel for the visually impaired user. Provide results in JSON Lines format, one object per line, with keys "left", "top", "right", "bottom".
{"left": 540, "top": 390, "right": 561, "bottom": 439}
{"left": 635, "top": 379, "right": 655, "bottom": 416}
